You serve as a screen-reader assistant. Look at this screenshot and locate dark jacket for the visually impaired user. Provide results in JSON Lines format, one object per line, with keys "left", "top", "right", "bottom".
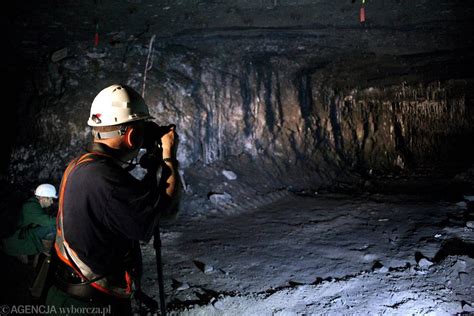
{"left": 62, "top": 143, "right": 161, "bottom": 276}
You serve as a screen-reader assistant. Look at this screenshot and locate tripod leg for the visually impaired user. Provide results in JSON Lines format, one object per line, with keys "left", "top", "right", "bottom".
{"left": 154, "top": 226, "right": 167, "bottom": 315}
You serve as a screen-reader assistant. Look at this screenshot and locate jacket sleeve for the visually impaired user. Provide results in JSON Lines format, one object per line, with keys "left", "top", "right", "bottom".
{"left": 22, "top": 201, "right": 56, "bottom": 228}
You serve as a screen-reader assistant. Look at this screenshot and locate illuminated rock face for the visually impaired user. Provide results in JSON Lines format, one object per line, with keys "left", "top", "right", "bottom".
{"left": 144, "top": 51, "right": 472, "bottom": 174}
{"left": 3, "top": 0, "right": 474, "bottom": 194}
{"left": 7, "top": 45, "right": 473, "bottom": 195}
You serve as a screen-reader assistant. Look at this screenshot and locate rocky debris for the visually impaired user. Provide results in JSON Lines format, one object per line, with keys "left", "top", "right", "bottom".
{"left": 456, "top": 201, "right": 468, "bottom": 208}
{"left": 222, "top": 170, "right": 237, "bottom": 180}
{"left": 433, "top": 239, "right": 474, "bottom": 263}
{"left": 362, "top": 254, "right": 378, "bottom": 262}
{"left": 193, "top": 260, "right": 214, "bottom": 274}
{"left": 462, "top": 301, "right": 474, "bottom": 312}
{"left": 208, "top": 192, "right": 233, "bottom": 207}
{"left": 417, "top": 258, "right": 434, "bottom": 269}
{"left": 171, "top": 279, "right": 190, "bottom": 292}
{"left": 169, "top": 256, "right": 473, "bottom": 315}
{"left": 148, "top": 194, "right": 474, "bottom": 313}
{"left": 371, "top": 261, "right": 389, "bottom": 273}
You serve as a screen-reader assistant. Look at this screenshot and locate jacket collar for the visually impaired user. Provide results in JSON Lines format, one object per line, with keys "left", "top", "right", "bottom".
{"left": 86, "top": 142, "right": 123, "bottom": 161}
{"left": 86, "top": 142, "right": 137, "bottom": 171}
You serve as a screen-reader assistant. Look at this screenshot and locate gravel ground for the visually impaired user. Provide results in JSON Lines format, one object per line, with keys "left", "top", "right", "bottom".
{"left": 140, "top": 193, "right": 474, "bottom": 315}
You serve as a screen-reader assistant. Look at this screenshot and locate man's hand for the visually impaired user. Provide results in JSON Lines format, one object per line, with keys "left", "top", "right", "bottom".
{"left": 159, "top": 125, "right": 178, "bottom": 202}
{"left": 161, "top": 125, "right": 177, "bottom": 159}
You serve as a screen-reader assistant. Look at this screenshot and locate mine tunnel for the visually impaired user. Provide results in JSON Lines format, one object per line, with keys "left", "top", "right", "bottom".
{"left": 1, "top": 0, "right": 474, "bottom": 315}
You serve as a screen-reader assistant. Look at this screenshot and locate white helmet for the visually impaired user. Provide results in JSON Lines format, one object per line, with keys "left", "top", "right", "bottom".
{"left": 87, "top": 84, "right": 151, "bottom": 127}
{"left": 35, "top": 184, "right": 58, "bottom": 198}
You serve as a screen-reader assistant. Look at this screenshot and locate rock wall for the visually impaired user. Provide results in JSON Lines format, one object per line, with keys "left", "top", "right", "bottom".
{"left": 2, "top": 0, "right": 473, "bottom": 212}
{"left": 6, "top": 39, "right": 474, "bottom": 196}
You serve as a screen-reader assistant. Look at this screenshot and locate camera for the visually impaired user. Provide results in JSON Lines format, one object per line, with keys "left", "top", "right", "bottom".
{"left": 142, "top": 121, "right": 175, "bottom": 150}
{"left": 139, "top": 122, "right": 176, "bottom": 169}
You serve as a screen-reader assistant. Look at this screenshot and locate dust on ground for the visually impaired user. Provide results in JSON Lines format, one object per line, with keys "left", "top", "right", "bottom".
{"left": 140, "top": 193, "right": 474, "bottom": 315}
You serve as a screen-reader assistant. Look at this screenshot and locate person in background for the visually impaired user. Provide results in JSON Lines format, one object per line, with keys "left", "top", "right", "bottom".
{"left": 45, "top": 84, "right": 179, "bottom": 315}
{"left": 1, "top": 183, "right": 57, "bottom": 264}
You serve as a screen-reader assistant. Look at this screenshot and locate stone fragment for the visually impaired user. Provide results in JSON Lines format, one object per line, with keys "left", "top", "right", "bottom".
{"left": 213, "top": 300, "right": 225, "bottom": 310}
{"left": 86, "top": 52, "right": 107, "bottom": 59}
{"left": 418, "top": 258, "right": 433, "bottom": 268}
{"left": 463, "top": 195, "right": 474, "bottom": 202}
{"left": 373, "top": 262, "right": 389, "bottom": 273}
{"left": 466, "top": 221, "right": 474, "bottom": 229}
{"left": 193, "top": 260, "right": 214, "bottom": 274}
{"left": 222, "top": 170, "right": 237, "bottom": 180}
{"left": 204, "top": 264, "right": 214, "bottom": 274}
{"left": 51, "top": 48, "right": 68, "bottom": 62}
{"left": 209, "top": 192, "right": 233, "bottom": 205}
{"left": 456, "top": 201, "right": 467, "bottom": 208}
{"left": 462, "top": 301, "right": 474, "bottom": 312}
{"left": 177, "top": 282, "right": 190, "bottom": 291}
{"left": 172, "top": 278, "right": 190, "bottom": 291}
{"left": 378, "top": 266, "right": 389, "bottom": 273}
{"left": 363, "top": 254, "right": 378, "bottom": 261}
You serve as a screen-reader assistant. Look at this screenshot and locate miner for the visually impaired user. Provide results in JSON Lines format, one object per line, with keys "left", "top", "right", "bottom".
{"left": 45, "top": 84, "right": 178, "bottom": 315}
{"left": 1, "top": 183, "right": 57, "bottom": 264}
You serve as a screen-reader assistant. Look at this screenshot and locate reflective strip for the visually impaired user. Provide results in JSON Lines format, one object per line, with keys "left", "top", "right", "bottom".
{"left": 55, "top": 152, "right": 133, "bottom": 299}
{"left": 92, "top": 129, "right": 122, "bottom": 140}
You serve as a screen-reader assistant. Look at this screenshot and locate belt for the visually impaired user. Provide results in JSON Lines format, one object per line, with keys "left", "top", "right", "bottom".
{"left": 53, "top": 259, "right": 127, "bottom": 304}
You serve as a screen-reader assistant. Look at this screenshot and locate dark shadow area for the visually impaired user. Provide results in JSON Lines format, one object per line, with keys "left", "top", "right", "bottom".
{"left": 364, "top": 176, "right": 472, "bottom": 202}
{"left": 0, "top": 180, "right": 30, "bottom": 239}
{"left": 0, "top": 251, "right": 35, "bottom": 305}
{"left": 433, "top": 238, "right": 474, "bottom": 263}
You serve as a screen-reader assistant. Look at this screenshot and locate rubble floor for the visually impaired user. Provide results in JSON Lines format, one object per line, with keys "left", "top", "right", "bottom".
{"left": 140, "top": 193, "right": 474, "bottom": 315}
{"left": 2, "top": 192, "right": 473, "bottom": 315}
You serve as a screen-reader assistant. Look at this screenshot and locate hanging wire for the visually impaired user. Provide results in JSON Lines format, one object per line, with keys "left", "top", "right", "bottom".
{"left": 142, "top": 34, "right": 156, "bottom": 98}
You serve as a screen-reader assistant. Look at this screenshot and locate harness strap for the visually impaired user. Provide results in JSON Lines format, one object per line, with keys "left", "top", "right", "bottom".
{"left": 55, "top": 152, "right": 133, "bottom": 299}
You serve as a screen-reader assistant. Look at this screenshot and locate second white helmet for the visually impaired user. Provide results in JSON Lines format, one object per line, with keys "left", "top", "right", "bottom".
{"left": 35, "top": 184, "right": 58, "bottom": 198}
{"left": 88, "top": 84, "right": 152, "bottom": 127}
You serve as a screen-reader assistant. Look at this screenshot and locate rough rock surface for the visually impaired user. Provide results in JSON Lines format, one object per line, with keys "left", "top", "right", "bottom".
{"left": 3, "top": 1, "right": 474, "bottom": 217}
{"left": 1, "top": 1, "right": 474, "bottom": 314}
{"left": 139, "top": 193, "right": 474, "bottom": 315}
